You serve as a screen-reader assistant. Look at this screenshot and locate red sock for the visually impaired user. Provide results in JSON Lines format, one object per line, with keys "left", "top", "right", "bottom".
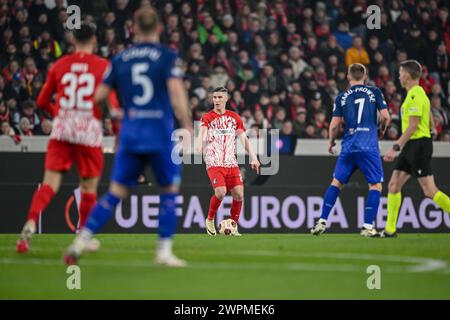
{"left": 79, "top": 192, "right": 97, "bottom": 229}
{"left": 27, "top": 184, "right": 55, "bottom": 223}
{"left": 208, "top": 195, "right": 222, "bottom": 220}
{"left": 230, "top": 200, "right": 243, "bottom": 223}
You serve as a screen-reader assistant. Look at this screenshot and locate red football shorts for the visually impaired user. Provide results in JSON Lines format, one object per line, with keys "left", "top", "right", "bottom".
{"left": 207, "top": 167, "right": 243, "bottom": 191}
{"left": 45, "top": 139, "right": 103, "bottom": 178}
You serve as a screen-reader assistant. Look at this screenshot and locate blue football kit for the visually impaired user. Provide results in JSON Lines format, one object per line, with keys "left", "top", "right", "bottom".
{"left": 318, "top": 84, "right": 388, "bottom": 228}
{"left": 332, "top": 84, "right": 387, "bottom": 184}
{"left": 84, "top": 42, "right": 184, "bottom": 239}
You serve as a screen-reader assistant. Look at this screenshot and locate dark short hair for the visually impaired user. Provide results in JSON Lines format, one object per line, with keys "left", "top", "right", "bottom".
{"left": 134, "top": 7, "right": 159, "bottom": 34}
{"left": 22, "top": 100, "right": 35, "bottom": 109}
{"left": 213, "top": 86, "right": 228, "bottom": 93}
{"left": 400, "top": 60, "right": 422, "bottom": 80}
{"left": 348, "top": 63, "right": 366, "bottom": 81}
{"left": 73, "top": 22, "right": 96, "bottom": 44}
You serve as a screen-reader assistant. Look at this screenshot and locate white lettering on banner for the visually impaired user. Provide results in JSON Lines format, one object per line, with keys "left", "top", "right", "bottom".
{"left": 444, "top": 211, "right": 450, "bottom": 227}
{"left": 142, "top": 196, "right": 160, "bottom": 228}
{"left": 115, "top": 196, "right": 138, "bottom": 228}
{"left": 397, "top": 197, "right": 421, "bottom": 229}
{"left": 327, "top": 199, "right": 348, "bottom": 228}
{"left": 281, "top": 196, "right": 306, "bottom": 229}
{"left": 376, "top": 197, "right": 388, "bottom": 229}
{"left": 307, "top": 196, "right": 322, "bottom": 227}
{"left": 239, "top": 197, "right": 258, "bottom": 228}
{"left": 358, "top": 196, "right": 387, "bottom": 228}
{"left": 260, "top": 196, "right": 281, "bottom": 228}
{"left": 110, "top": 194, "right": 450, "bottom": 230}
{"left": 217, "top": 196, "right": 233, "bottom": 223}
{"left": 183, "top": 196, "right": 205, "bottom": 228}
{"left": 419, "top": 199, "right": 442, "bottom": 229}
{"left": 357, "top": 197, "right": 364, "bottom": 228}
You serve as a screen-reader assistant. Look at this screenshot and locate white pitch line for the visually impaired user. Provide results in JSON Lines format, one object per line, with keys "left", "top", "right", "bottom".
{"left": 0, "top": 250, "right": 448, "bottom": 274}
{"left": 0, "top": 257, "right": 371, "bottom": 273}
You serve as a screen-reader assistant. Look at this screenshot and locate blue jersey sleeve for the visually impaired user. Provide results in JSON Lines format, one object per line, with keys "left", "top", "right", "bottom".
{"left": 375, "top": 88, "right": 388, "bottom": 110}
{"left": 332, "top": 95, "right": 343, "bottom": 117}
{"left": 102, "top": 58, "right": 117, "bottom": 88}
{"left": 164, "top": 51, "right": 184, "bottom": 80}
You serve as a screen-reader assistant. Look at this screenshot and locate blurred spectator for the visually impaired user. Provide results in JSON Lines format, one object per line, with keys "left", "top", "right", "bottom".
{"left": 253, "top": 109, "right": 269, "bottom": 129}
{"left": 333, "top": 21, "right": 353, "bottom": 50}
{"left": 271, "top": 107, "right": 287, "bottom": 130}
{"left": 440, "top": 130, "right": 450, "bottom": 141}
{"left": 431, "top": 95, "right": 450, "bottom": 131}
{"left": 288, "top": 46, "right": 309, "bottom": 78}
{"left": 1, "top": 120, "right": 17, "bottom": 136}
{"left": 402, "top": 24, "right": 428, "bottom": 64}
{"left": 17, "top": 117, "right": 33, "bottom": 136}
{"left": 387, "top": 125, "right": 400, "bottom": 141}
{"left": 293, "top": 110, "right": 308, "bottom": 137}
{"left": 345, "top": 36, "right": 370, "bottom": 66}
{"left": 0, "top": 0, "right": 448, "bottom": 144}
{"left": 35, "top": 118, "right": 52, "bottom": 136}
{"left": 103, "top": 117, "right": 114, "bottom": 137}
{"left": 210, "top": 64, "right": 229, "bottom": 88}
{"left": 281, "top": 120, "right": 294, "bottom": 135}
{"left": 13, "top": 100, "right": 40, "bottom": 131}
{"left": 0, "top": 98, "right": 12, "bottom": 124}
{"left": 198, "top": 15, "right": 227, "bottom": 46}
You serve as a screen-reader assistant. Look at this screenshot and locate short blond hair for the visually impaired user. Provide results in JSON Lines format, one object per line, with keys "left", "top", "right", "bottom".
{"left": 348, "top": 63, "right": 366, "bottom": 81}
{"left": 134, "top": 7, "right": 159, "bottom": 34}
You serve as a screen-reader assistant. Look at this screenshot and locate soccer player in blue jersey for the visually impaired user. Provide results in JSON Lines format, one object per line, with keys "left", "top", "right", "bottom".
{"left": 310, "top": 63, "right": 390, "bottom": 237}
{"left": 64, "top": 7, "right": 193, "bottom": 267}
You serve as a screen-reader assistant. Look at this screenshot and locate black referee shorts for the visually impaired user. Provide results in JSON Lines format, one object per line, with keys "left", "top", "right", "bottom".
{"left": 394, "top": 138, "right": 433, "bottom": 177}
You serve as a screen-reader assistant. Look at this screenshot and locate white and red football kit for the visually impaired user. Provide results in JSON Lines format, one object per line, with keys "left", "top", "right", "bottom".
{"left": 201, "top": 109, "right": 245, "bottom": 191}
{"left": 37, "top": 52, "right": 115, "bottom": 177}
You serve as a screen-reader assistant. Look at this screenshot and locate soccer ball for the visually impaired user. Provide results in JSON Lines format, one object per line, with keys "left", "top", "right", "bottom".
{"left": 218, "top": 218, "right": 237, "bottom": 236}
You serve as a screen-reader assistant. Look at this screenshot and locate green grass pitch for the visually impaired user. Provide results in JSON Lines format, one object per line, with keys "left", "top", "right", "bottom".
{"left": 1, "top": 234, "right": 450, "bottom": 299}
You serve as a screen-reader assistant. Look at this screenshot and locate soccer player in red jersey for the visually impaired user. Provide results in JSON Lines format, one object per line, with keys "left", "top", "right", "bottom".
{"left": 16, "top": 23, "right": 114, "bottom": 253}
{"left": 196, "top": 87, "right": 260, "bottom": 236}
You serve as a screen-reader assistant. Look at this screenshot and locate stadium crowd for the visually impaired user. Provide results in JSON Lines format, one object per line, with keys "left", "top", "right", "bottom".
{"left": 1, "top": 0, "right": 450, "bottom": 143}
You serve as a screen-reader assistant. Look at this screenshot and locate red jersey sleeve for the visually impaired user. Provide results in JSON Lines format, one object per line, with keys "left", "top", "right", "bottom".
{"left": 200, "top": 113, "right": 211, "bottom": 127}
{"left": 235, "top": 113, "right": 245, "bottom": 135}
{"left": 36, "top": 64, "right": 58, "bottom": 116}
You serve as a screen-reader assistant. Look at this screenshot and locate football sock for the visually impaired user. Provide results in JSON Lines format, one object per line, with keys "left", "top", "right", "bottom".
{"left": 84, "top": 192, "right": 120, "bottom": 234}
{"left": 207, "top": 195, "right": 222, "bottom": 220}
{"left": 320, "top": 185, "right": 340, "bottom": 220}
{"left": 159, "top": 193, "right": 177, "bottom": 239}
{"left": 386, "top": 192, "right": 402, "bottom": 234}
{"left": 157, "top": 238, "right": 173, "bottom": 256}
{"left": 27, "top": 184, "right": 55, "bottom": 224}
{"left": 79, "top": 192, "right": 97, "bottom": 230}
{"left": 230, "top": 200, "right": 243, "bottom": 223}
{"left": 364, "top": 190, "right": 381, "bottom": 226}
{"left": 433, "top": 190, "right": 450, "bottom": 214}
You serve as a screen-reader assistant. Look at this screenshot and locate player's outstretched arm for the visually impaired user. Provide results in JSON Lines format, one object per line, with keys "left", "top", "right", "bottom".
{"left": 94, "top": 84, "right": 118, "bottom": 119}
{"left": 384, "top": 116, "right": 419, "bottom": 162}
{"left": 95, "top": 84, "right": 111, "bottom": 108}
{"left": 238, "top": 132, "right": 260, "bottom": 174}
{"left": 196, "top": 125, "right": 207, "bottom": 154}
{"left": 430, "top": 110, "right": 436, "bottom": 137}
{"left": 328, "top": 116, "right": 343, "bottom": 155}
{"left": 168, "top": 78, "right": 193, "bottom": 133}
{"left": 378, "top": 108, "right": 391, "bottom": 139}
{"left": 36, "top": 69, "right": 57, "bottom": 117}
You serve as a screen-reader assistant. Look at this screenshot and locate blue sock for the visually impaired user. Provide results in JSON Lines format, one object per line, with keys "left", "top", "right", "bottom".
{"left": 320, "top": 185, "right": 341, "bottom": 220}
{"left": 159, "top": 193, "right": 178, "bottom": 239}
{"left": 364, "top": 190, "right": 381, "bottom": 226}
{"left": 84, "top": 192, "right": 120, "bottom": 234}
